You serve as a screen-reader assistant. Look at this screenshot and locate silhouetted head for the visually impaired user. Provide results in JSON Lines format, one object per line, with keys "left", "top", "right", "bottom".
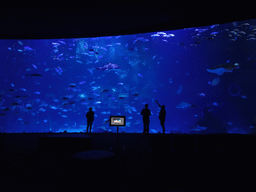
{"left": 162, "top": 105, "right": 165, "bottom": 109}
{"left": 89, "top": 107, "right": 92, "bottom": 111}
{"left": 145, "top": 104, "right": 148, "bottom": 108}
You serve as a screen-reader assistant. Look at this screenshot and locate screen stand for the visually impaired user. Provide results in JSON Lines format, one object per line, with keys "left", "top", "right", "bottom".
{"left": 116, "top": 126, "right": 120, "bottom": 153}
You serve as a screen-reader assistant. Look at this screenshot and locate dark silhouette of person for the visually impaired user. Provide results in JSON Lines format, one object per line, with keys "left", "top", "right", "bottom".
{"left": 86, "top": 107, "right": 94, "bottom": 133}
{"left": 156, "top": 100, "right": 166, "bottom": 134}
{"left": 141, "top": 104, "right": 151, "bottom": 134}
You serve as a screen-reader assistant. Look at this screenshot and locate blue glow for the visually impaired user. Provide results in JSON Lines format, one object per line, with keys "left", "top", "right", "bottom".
{"left": 0, "top": 19, "right": 255, "bottom": 134}
{"left": 79, "top": 94, "right": 85, "bottom": 98}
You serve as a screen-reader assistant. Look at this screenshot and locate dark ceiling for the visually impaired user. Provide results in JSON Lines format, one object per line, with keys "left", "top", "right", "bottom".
{"left": 0, "top": 3, "right": 255, "bottom": 39}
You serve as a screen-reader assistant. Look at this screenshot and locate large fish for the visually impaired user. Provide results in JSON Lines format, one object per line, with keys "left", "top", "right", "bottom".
{"left": 96, "top": 63, "right": 121, "bottom": 71}
{"left": 207, "top": 63, "right": 239, "bottom": 76}
{"left": 26, "top": 73, "right": 42, "bottom": 77}
{"left": 176, "top": 101, "right": 197, "bottom": 109}
{"left": 190, "top": 124, "right": 207, "bottom": 131}
{"left": 176, "top": 101, "right": 191, "bottom": 109}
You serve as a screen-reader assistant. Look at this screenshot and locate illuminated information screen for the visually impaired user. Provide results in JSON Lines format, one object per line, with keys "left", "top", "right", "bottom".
{"left": 109, "top": 116, "right": 126, "bottom": 126}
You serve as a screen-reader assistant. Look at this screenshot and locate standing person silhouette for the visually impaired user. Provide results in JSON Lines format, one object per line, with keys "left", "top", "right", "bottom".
{"left": 141, "top": 104, "right": 151, "bottom": 134}
{"left": 156, "top": 100, "right": 166, "bottom": 134}
{"left": 86, "top": 107, "right": 94, "bottom": 133}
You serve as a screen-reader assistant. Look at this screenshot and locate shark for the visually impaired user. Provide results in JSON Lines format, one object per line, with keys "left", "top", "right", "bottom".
{"left": 96, "top": 63, "right": 121, "bottom": 71}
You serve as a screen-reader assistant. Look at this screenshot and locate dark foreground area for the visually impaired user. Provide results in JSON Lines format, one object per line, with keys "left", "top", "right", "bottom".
{"left": 0, "top": 132, "right": 256, "bottom": 191}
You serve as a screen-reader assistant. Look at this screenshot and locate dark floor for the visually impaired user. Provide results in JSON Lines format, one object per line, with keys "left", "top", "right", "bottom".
{"left": 0, "top": 133, "right": 255, "bottom": 191}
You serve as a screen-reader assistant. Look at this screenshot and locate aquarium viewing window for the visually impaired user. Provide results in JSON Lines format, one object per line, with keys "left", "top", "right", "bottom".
{"left": 0, "top": 19, "right": 255, "bottom": 134}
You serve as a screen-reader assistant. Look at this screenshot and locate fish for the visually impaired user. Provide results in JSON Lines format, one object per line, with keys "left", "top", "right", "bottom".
{"left": 207, "top": 68, "right": 226, "bottom": 76}
{"left": 26, "top": 104, "right": 32, "bottom": 108}
{"left": 138, "top": 74, "right": 143, "bottom": 77}
{"left": 177, "top": 86, "right": 183, "bottom": 94}
{"left": 176, "top": 101, "right": 192, "bottom": 109}
{"left": 151, "top": 34, "right": 160, "bottom": 37}
{"left": 212, "top": 102, "right": 218, "bottom": 106}
{"left": 79, "top": 81, "right": 86, "bottom": 84}
{"left": 24, "top": 46, "right": 33, "bottom": 51}
{"left": 190, "top": 124, "right": 207, "bottom": 131}
{"left": 39, "top": 108, "right": 46, "bottom": 112}
{"left": 210, "top": 32, "right": 219, "bottom": 35}
{"left": 96, "top": 63, "right": 121, "bottom": 71}
{"left": 69, "top": 84, "right": 76, "bottom": 88}
{"left": 76, "top": 60, "right": 83, "bottom": 64}
{"left": 207, "top": 63, "right": 239, "bottom": 76}
{"left": 101, "top": 111, "right": 111, "bottom": 114}
{"left": 198, "top": 93, "right": 205, "bottom": 97}
{"left": 58, "top": 40, "right": 66, "bottom": 44}
{"left": 101, "top": 89, "right": 109, "bottom": 92}
{"left": 26, "top": 73, "right": 42, "bottom": 77}
{"left": 211, "top": 77, "right": 220, "bottom": 86}
{"left": 241, "top": 95, "right": 247, "bottom": 99}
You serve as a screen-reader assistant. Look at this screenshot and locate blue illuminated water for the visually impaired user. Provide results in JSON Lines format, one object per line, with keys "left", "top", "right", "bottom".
{"left": 0, "top": 19, "right": 256, "bottom": 134}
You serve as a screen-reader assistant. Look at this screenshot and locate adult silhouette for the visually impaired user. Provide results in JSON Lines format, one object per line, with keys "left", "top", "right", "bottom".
{"left": 86, "top": 107, "right": 94, "bottom": 133}
{"left": 141, "top": 104, "right": 151, "bottom": 134}
{"left": 156, "top": 100, "right": 166, "bottom": 134}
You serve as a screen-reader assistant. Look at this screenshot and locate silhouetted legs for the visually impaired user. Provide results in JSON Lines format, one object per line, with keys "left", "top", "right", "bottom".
{"left": 87, "top": 121, "right": 92, "bottom": 133}
{"left": 160, "top": 119, "right": 165, "bottom": 134}
{"left": 143, "top": 120, "right": 149, "bottom": 134}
